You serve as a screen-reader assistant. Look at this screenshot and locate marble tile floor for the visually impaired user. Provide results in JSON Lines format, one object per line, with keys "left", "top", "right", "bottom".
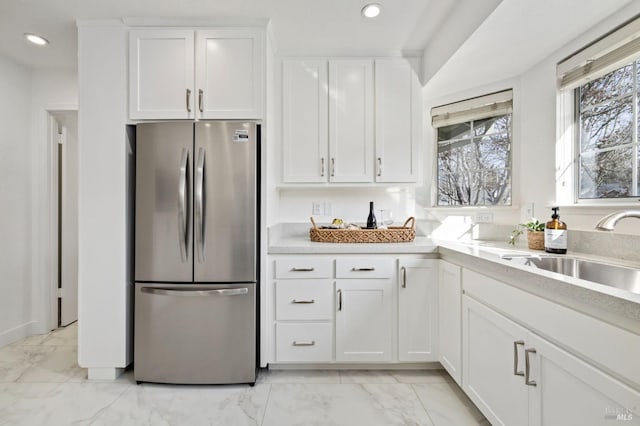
{"left": 0, "top": 323, "right": 489, "bottom": 425}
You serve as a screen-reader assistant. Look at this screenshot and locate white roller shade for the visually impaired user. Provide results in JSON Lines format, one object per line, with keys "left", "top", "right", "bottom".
{"left": 431, "top": 89, "right": 512, "bottom": 128}
{"left": 558, "top": 16, "right": 640, "bottom": 90}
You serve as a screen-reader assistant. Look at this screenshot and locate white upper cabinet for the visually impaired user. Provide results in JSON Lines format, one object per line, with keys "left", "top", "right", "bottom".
{"left": 328, "top": 59, "right": 374, "bottom": 183}
{"left": 282, "top": 59, "right": 328, "bottom": 183}
{"left": 281, "top": 56, "right": 419, "bottom": 184}
{"left": 129, "top": 30, "right": 195, "bottom": 120}
{"left": 374, "top": 58, "right": 420, "bottom": 183}
{"left": 196, "top": 29, "right": 263, "bottom": 119}
{"left": 129, "top": 28, "right": 263, "bottom": 120}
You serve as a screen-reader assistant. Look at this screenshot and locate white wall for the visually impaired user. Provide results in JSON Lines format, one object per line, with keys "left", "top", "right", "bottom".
{"left": 421, "top": 1, "right": 640, "bottom": 236}
{"left": 77, "top": 21, "right": 131, "bottom": 378}
{"left": 30, "top": 69, "right": 78, "bottom": 334}
{"left": 0, "top": 54, "right": 33, "bottom": 346}
{"left": 278, "top": 187, "right": 417, "bottom": 226}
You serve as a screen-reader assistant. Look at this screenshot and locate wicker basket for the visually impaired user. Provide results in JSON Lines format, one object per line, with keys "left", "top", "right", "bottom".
{"left": 309, "top": 217, "right": 416, "bottom": 243}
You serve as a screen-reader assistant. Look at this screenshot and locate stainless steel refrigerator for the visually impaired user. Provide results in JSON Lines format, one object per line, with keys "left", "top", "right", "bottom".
{"left": 134, "top": 121, "right": 258, "bottom": 385}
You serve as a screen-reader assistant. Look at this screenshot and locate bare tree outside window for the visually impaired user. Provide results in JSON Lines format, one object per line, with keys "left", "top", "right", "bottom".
{"left": 437, "top": 115, "right": 512, "bottom": 206}
{"left": 578, "top": 60, "right": 638, "bottom": 199}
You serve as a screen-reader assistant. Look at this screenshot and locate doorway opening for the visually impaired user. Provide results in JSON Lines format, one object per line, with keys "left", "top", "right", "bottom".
{"left": 49, "top": 111, "right": 79, "bottom": 328}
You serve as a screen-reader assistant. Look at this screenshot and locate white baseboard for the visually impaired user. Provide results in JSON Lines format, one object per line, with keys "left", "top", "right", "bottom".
{"left": 0, "top": 321, "right": 36, "bottom": 348}
{"left": 87, "top": 367, "right": 125, "bottom": 380}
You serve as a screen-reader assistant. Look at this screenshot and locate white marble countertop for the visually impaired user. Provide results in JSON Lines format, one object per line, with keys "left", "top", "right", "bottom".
{"left": 269, "top": 235, "right": 439, "bottom": 254}
{"left": 268, "top": 224, "right": 640, "bottom": 310}
{"left": 435, "top": 239, "right": 640, "bottom": 306}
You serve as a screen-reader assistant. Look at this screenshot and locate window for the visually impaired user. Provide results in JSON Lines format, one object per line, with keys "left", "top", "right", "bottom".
{"left": 557, "top": 15, "right": 640, "bottom": 202}
{"left": 577, "top": 60, "right": 638, "bottom": 199}
{"left": 432, "top": 90, "right": 513, "bottom": 206}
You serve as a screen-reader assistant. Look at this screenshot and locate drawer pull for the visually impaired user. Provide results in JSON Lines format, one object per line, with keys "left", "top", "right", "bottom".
{"left": 292, "top": 340, "right": 316, "bottom": 346}
{"left": 525, "top": 348, "right": 537, "bottom": 386}
{"left": 401, "top": 266, "right": 407, "bottom": 288}
{"left": 352, "top": 267, "right": 375, "bottom": 271}
{"left": 513, "top": 340, "right": 525, "bottom": 376}
{"left": 291, "top": 267, "right": 315, "bottom": 272}
{"left": 292, "top": 299, "right": 315, "bottom": 304}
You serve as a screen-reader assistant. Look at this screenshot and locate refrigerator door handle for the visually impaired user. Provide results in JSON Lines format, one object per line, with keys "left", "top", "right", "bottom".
{"left": 141, "top": 287, "right": 249, "bottom": 297}
{"left": 195, "top": 147, "right": 205, "bottom": 263}
{"left": 178, "top": 148, "right": 189, "bottom": 263}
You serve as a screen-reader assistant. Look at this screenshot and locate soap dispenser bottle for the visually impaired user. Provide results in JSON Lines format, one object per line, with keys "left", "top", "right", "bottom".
{"left": 544, "top": 207, "right": 567, "bottom": 254}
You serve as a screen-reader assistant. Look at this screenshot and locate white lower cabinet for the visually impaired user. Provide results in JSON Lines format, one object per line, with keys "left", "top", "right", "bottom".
{"left": 271, "top": 255, "right": 440, "bottom": 365}
{"left": 273, "top": 258, "right": 333, "bottom": 363}
{"left": 438, "top": 260, "right": 462, "bottom": 384}
{"left": 276, "top": 323, "right": 332, "bottom": 363}
{"left": 463, "top": 290, "right": 640, "bottom": 426}
{"left": 528, "top": 332, "right": 640, "bottom": 426}
{"left": 335, "top": 278, "right": 394, "bottom": 362}
{"left": 398, "top": 259, "right": 438, "bottom": 362}
{"left": 463, "top": 295, "right": 530, "bottom": 425}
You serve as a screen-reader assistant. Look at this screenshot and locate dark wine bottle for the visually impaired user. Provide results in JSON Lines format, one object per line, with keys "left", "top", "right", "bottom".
{"left": 366, "top": 201, "right": 377, "bottom": 229}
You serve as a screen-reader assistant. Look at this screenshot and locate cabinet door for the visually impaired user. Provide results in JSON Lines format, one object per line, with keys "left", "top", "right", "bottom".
{"left": 374, "top": 58, "right": 420, "bottom": 183}
{"left": 438, "top": 261, "right": 462, "bottom": 384}
{"left": 129, "top": 29, "right": 195, "bottom": 120}
{"left": 336, "top": 278, "right": 393, "bottom": 362}
{"left": 527, "top": 332, "right": 640, "bottom": 426}
{"left": 196, "top": 29, "right": 263, "bottom": 119}
{"left": 282, "top": 59, "right": 329, "bottom": 183}
{"left": 328, "top": 59, "right": 374, "bottom": 182}
{"left": 398, "top": 259, "right": 438, "bottom": 362}
{"left": 462, "top": 295, "right": 529, "bottom": 426}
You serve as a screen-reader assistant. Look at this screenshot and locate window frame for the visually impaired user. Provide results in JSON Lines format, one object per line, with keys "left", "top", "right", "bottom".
{"left": 574, "top": 61, "right": 640, "bottom": 202}
{"left": 431, "top": 89, "right": 514, "bottom": 208}
{"left": 557, "top": 15, "right": 640, "bottom": 206}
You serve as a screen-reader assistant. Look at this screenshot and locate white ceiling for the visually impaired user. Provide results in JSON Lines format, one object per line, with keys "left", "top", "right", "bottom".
{"left": 0, "top": 0, "right": 497, "bottom": 70}
{"left": 425, "top": 0, "right": 636, "bottom": 96}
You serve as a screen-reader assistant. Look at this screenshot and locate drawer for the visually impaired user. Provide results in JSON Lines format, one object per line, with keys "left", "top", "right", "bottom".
{"left": 335, "top": 258, "right": 394, "bottom": 278}
{"left": 275, "top": 258, "right": 333, "bottom": 279}
{"left": 276, "top": 323, "right": 333, "bottom": 362}
{"left": 276, "top": 280, "right": 333, "bottom": 321}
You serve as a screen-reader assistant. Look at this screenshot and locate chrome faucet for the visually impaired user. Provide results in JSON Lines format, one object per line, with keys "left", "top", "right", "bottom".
{"left": 595, "top": 210, "right": 640, "bottom": 231}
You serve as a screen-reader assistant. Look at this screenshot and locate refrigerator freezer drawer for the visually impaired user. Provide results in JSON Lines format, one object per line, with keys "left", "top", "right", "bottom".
{"left": 134, "top": 283, "right": 256, "bottom": 384}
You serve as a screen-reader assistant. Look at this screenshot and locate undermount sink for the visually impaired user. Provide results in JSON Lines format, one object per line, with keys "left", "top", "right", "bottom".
{"left": 501, "top": 255, "right": 640, "bottom": 295}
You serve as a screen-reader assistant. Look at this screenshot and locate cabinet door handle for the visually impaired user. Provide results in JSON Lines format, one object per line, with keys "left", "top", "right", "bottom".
{"left": 352, "top": 267, "right": 375, "bottom": 271}
{"left": 320, "top": 158, "right": 325, "bottom": 177}
{"left": 292, "top": 340, "right": 315, "bottom": 346}
{"left": 401, "top": 266, "right": 407, "bottom": 288}
{"left": 525, "top": 348, "right": 537, "bottom": 386}
{"left": 513, "top": 340, "right": 525, "bottom": 376}
{"left": 198, "top": 89, "right": 204, "bottom": 113}
{"left": 291, "top": 267, "right": 315, "bottom": 272}
{"left": 292, "top": 299, "right": 315, "bottom": 304}
{"left": 330, "top": 158, "right": 335, "bottom": 177}
{"left": 186, "top": 89, "right": 192, "bottom": 113}
{"left": 337, "top": 289, "right": 342, "bottom": 311}
{"left": 377, "top": 157, "right": 382, "bottom": 177}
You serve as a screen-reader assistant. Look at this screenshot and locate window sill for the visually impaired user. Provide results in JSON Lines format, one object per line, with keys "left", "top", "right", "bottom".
{"left": 551, "top": 203, "right": 640, "bottom": 214}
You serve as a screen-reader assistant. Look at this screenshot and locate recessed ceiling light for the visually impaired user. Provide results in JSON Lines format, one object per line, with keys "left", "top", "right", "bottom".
{"left": 361, "top": 3, "right": 381, "bottom": 18}
{"left": 25, "top": 33, "right": 49, "bottom": 46}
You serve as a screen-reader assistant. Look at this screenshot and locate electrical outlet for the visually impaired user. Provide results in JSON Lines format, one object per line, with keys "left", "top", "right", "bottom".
{"left": 324, "top": 202, "right": 332, "bottom": 216}
{"left": 525, "top": 202, "right": 535, "bottom": 219}
{"left": 312, "top": 202, "right": 323, "bottom": 216}
{"left": 475, "top": 212, "right": 494, "bottom": 223}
